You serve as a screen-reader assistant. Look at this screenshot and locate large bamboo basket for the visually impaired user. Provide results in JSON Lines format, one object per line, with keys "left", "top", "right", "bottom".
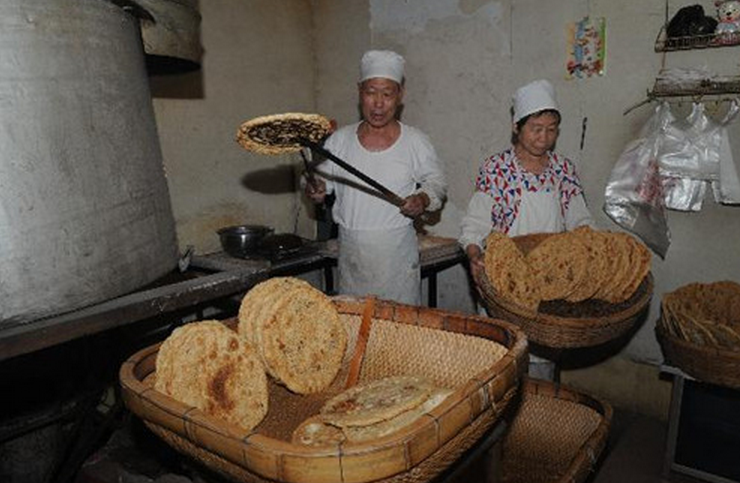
{"left": 119, "top": 295, "right": 528, "bottom": 483}
{"left": 656, "top": 325, "right": 740, "bottom": 389}
{"left": 479, "top": 233, "right": 653, "bottom": 349}
{"left": 500, "top": 378, "right": 613, "bottom": 483}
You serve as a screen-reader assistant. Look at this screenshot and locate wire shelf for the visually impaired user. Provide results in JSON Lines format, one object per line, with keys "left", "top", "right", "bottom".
{"left": 655, "top": 25, "right": 740, "bottom": 52}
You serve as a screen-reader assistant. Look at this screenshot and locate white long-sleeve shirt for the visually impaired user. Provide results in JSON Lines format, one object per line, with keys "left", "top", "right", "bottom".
{"left": 317, "top": 122, "right": 446, "bottom": 230}
{"left": 459, "top": 148, "right": 593, "bottom": 248}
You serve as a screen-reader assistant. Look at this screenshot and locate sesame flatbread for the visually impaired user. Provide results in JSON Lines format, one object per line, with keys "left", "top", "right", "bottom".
{"left": 593, "top": 234, "right": 630, "bottom": 302}
{"left": 605, "top": 233, "right": 645, "bottom": 303}
{"left": 236, "top": 112, "right": 332, "bottom": 155}
{"left": 292, "top": 416, "right": 346, "bottom": 447}
{"left": 567, "top": 227, "right": 612, "bottom": 302}
{"left": 484, "top": 232, "right": 541, "bottom": 314}
{"left": 257, "top": 282, "right": 347, "bottom": 394}
{"left": 155, "top": 320, "right": 269, "bottom": 432}
{"left": 526, "top": 232, "right": 589, "bottom": 302}
{"left": 615, "top": 236, "right": 652, "bottom": 303}
{"left": 238, "top": 277, "right": 313, "bottom": 348}
{"left": 342, "top": 388, "right": 453, "bottom": 442}
{"left": 320, "top": 375, "right": 436, "bottom": 428}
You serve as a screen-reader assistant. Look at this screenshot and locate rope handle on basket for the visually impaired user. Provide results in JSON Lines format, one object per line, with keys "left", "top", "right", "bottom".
{"left": 346, "top": 296, "right": 376, "bottom": 389}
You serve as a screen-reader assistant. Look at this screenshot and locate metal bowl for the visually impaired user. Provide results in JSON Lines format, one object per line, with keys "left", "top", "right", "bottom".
{"left": 217, "top": 225, "right": 274, "bottom": 258}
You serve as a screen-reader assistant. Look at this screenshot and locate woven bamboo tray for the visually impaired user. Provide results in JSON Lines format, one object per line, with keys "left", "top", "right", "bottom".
{"left": 479, "top": 234, "right": 653, "bottom": 349}
{"left": 501, "top": 378, "right": 613, "bottom": 483}
{"left": 656, "top": 325, "right": 740, "bottom": 389}
{"left": 119, "top": 295, "right": 528, "bottom": 483}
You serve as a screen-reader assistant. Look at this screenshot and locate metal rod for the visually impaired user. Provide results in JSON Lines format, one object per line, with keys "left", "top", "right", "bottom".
{"left": 299, "top": 139, "right": 405, "bottom": 207}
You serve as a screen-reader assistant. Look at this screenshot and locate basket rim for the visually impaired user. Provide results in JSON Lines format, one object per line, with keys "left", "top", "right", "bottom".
{"left": 656, "top": 324, "right": 740, "bottom": 361}
{"left": 119, "top": 296, "right": 528, "bottom": 483}
{"left": 480, "top": 271, "right": 653, "bottom": 328}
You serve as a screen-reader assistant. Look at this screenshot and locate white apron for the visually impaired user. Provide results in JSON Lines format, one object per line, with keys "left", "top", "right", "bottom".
{"left": 337, "top": 224, "right": 420, "bottom": 305}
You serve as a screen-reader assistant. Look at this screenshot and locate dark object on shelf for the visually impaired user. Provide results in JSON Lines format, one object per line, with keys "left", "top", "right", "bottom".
{"left": 661, "top": 5, "right": 719, "bottom": 50}
{"left": 667, "top": 5, "right": 717, "bottom": 38}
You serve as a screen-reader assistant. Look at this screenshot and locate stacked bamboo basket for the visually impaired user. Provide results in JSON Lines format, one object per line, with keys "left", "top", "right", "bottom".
{"left": 120, "top": 295, "right": 528, "bottom": 483}
{"left": 500, "top": 378, "right": 613, "bottom": 483}
{"left": 479, "top": 233, "right": 653, "bottom": 349}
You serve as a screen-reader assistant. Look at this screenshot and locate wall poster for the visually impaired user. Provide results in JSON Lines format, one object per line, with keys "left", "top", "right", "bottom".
{"left": 566, "top": 16, "right": 606, "bottom": 79}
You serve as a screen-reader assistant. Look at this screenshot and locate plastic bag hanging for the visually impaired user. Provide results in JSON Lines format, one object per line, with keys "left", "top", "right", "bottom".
{"left": 658, "top": 102, "right": 724, "bottom": 211}
{"left": 659, "top": 103, "right": 709, "bottom": 211}
{"left": 711, "top": 99, "right": 740, "bottom": 204}
{"left": 604, "top": 103, "right": 671, "bottom": 258}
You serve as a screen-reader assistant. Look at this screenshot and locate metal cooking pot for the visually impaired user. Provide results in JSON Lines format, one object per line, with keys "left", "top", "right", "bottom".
{"left": 217, "top": 225, "right": 274, "bottom": 258}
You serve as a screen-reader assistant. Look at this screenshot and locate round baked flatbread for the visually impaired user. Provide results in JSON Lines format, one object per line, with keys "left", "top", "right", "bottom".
{"left": 484, "top": 232, "right": 541, "bottom": 313}
{"left": 238, "top": 277, "right": 313, "bottom": 348}
{"left": 292, "top": 416, "right": 346, "bottom": 447}
{"left": 236, "top": 112, "right": 332, "bottom": 155}
{"left": 593, "top": 234, "right": 630, "bottom": 302}
{"left": 155, "top": 320, "right": 269, "bottom": 432}
{"left": 254, "top": 281, "right": 347, "bottom": 395}
{"left": 565, "top": 227, "right": 609, "bottom": 302}
{"left": 342, "top": 388, "right": 452, "bottom": 442}
{"left": 320, "top": 375, "right": 436, "bottom": 428}
{"left": 526, "top": 232, "right": 589, "bottom": 302}
{"left": 615, "top": 235, "right": 652, "bottom": 303}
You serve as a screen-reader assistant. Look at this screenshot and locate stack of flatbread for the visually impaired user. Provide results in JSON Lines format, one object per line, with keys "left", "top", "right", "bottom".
{"left": 237, "top": 277, "right": 347, "bottom": 394}
{"left": 483, "top": 226, "right": 652, "bottom": 314}
{"left": 292, "top": 375, "right": 452, "bottom": 446}
{"left": 155, "top": 320, "right": 269, "bottom": 432}
{"left": 154, "top": 276, "right": 347, "bottom": 431}
{"left": 659, "top": 281, "right": 740, "bottom": 351}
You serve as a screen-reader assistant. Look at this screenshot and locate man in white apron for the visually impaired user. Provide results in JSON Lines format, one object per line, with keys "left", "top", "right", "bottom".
{"left": 305, "top": 50, "right": 447, "bottom": 305}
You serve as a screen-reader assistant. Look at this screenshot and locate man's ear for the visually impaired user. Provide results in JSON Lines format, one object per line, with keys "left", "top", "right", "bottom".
{"left": 512, "top": 122, "right": 519, "bottom": 134}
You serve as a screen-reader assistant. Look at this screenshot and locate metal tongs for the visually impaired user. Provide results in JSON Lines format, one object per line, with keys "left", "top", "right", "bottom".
{"left": 299, "top": 138, "right": 405, "bottom": 208}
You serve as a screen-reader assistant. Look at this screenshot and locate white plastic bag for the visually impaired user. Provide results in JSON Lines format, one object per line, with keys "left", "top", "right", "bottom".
{"left": 604, "top": 103, "right": 671, "bottom": 258}
{"left": 712, "top": 100, "right": 740, "bottom": 204}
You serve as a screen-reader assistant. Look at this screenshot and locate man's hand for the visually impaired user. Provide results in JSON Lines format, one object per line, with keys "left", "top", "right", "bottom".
{"left": 400, "top": 192, "right": 429, "bottom": 218}
{"left": 305, "top": 177, "right": 327, "bottom": 203}
{"left": 465, "top": 244, "right": 485, "bottom": 290}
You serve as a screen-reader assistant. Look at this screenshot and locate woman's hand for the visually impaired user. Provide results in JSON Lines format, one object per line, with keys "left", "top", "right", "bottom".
{"left": 305, "top": 177, "right": 327, "bottom": 203}
{"left": 400, "top": 192, "right": 429, "bottom": 218}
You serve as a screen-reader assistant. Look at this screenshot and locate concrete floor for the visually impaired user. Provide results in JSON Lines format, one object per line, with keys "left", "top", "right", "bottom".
{"left": 592, "top": 409, "right": 707, "bottom": 483}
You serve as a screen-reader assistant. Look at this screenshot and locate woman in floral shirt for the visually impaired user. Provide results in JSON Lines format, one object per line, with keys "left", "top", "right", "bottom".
{"left": 460, "top": 79, "right": 594, "bottom": 290}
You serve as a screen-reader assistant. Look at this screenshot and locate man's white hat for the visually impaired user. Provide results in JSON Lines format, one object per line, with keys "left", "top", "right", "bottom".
{"left": 360, "top": 50, "right": 405, "bottom": 84}
{"left": 513, "top": 79, "right": 559, "bottom": 123}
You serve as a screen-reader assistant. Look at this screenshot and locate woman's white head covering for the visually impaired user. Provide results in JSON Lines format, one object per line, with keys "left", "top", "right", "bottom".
{"left": 360, "top": 50, "right": 405, "bottom": 84}
{"left": 513, "top": 79, "right": 559, "bottom": 123}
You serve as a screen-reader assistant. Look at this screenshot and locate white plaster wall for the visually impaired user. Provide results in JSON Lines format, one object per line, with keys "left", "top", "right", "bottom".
{"left": 312, "top": 0, "right": 740, "bottom": 417}
{"left": 151, "top": 0, "right": 317, "bottom": 254}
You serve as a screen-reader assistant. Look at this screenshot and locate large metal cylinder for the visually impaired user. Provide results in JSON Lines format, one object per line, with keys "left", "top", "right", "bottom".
{"left": 0, "top": 0, "right": 179, "bottom": 327}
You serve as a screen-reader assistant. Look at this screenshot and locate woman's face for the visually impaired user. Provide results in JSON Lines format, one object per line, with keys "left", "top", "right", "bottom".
{"left": 514, "top": 112, "right": 560, "bottom": 157}
{"left": 359, "top": 78, "right": 403, "bottom": 129}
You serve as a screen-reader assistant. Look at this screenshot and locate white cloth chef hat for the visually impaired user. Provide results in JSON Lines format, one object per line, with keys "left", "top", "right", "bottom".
{"left": 360, "top": 50, "right": 405, "bottom": 84}
{"left": 512, "top": 79, "right": 559, "bottom": 123}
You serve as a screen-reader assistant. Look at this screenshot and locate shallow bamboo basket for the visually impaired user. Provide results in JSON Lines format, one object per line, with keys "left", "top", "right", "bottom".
{"left": 656, "top": 325, "right": 740, "bottom": 389}
{"left": 119, "top": 295, "right": 528, "bottom": 483}
{"left": 479, "top": 233, "right": 653, "bottom": 349}
{"left": 500, "top": 378, "right": 612, "bottom": 483}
